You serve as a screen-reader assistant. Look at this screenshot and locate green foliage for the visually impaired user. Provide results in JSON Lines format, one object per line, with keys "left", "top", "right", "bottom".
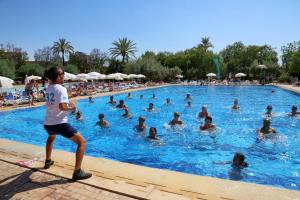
{"left": 124, "top": 56, "right": 178, "bottom": 81}
{"left": 289, "top": 49, "right": 300, "bottom": 76}
{"left": 278, "top": 72, "right": 290, "bottom": 83}
{"left": 109, "top": 38, "right": 137, "bottom": 63}
{"left": 16, "top": 63, "right": 44, "bottom": 77}
{"left": 52, "top": 38, "right": 74, "bottom": 66}
{"left": 0, "top": 59, "right": 15, "bottom": 79}
{"left": 69, "top": 52, "right": 90, "bottom": 73}
{"left": 107, "top": 59, "right": 124, "bottom": 74}
{"left": 281, "top": 41, "right": 300, "bottom": 69}
{"left": 220, "top": 42, "right": 278, "bottom": 78}
{"left": 62, "top": 64, "right": 79, "bottom": 74}
{"left": 90, "top": 48, "right": 108, "bottom": 72}
{"left": 197, "top": 37, "right": 214, "bottom": 52}
{"left": 156, "top": 48, "right": 216, "bottom": 79}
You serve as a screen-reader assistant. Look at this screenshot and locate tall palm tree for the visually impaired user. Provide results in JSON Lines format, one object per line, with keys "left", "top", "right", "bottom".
{"left": 198, "top": 37, "right": 213, "bottom": 52}
{"left": 109, "top": 38, "right": 137, "bottom": 63}
{"left": 52, "top": 38, "right": 74, "bottom": 66}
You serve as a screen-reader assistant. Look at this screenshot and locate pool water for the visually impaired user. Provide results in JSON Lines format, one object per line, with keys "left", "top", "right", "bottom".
{"left": 1, "top": 86, "right": 300, "bottom": 190}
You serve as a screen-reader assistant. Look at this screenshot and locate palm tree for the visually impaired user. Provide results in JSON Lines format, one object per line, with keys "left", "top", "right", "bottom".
{"left": 52, "top": 38, "right": 74, "bottom": 66}
{"left": 109, "top": 38, "right": 137, "bottom": 63}
{"left": 198, "top": 37, "right": 213, "bottom": 52}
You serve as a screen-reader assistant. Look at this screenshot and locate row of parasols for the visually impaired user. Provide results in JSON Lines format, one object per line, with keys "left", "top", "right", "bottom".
{"left": 206, "top": 73, "right": 247, "bottom": 78}
{"left": 23, "top": 72, "right": 147, "bottom": 82}
{"left": 63, "top": 72, "right": 146, "bottom": 81}
{"left": 0, "top": 72, "right": 147, "bottom": 89}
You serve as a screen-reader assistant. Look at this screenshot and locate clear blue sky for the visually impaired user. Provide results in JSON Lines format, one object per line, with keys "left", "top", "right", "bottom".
{"left": 0, "top": 0, "right": 299, "bottom": 60}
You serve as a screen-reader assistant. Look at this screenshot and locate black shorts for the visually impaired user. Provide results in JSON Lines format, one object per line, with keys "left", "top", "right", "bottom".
{"left": 44, "top": 123, "right": 77, "bottom": 138}
{"left": 26, "top": 89, "right": 34, "bottom": 95}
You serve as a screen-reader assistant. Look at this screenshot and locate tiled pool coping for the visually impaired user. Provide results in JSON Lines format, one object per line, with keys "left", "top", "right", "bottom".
{"left": 1, "top": 139, "right": 300, "bottom": 200}
{"left": 1, "top": 84, "right": 300, "bottom": 199}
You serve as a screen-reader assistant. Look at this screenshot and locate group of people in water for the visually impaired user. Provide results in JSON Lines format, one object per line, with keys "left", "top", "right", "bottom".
{"left": 74, "top": 92, "right": 300, "bottom": 142}
{"left": 72, "top": 91, "right": 300, "bottom": 170}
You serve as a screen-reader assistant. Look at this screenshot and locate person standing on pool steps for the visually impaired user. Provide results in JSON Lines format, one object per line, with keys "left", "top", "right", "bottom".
{"left": 43, "top": 66, "right": 92, "bottom": 181}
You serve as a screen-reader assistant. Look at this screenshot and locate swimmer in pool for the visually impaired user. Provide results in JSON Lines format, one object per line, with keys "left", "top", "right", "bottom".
{"left": 288, "top": 105, "right": 300, "bottom": 117}
{"left": 126, "top": 92, "right": 132, "bottom": 99}
{"left": 134, "top": 116, "right": 146, "bottom": 132}
{"left": 95, "top": 113, "right": 109, "bottom": 127}
{"left": 122, "top": 107, "right": 132, "bottom": 118}
{"left": 108, "top": 96, "right": 117, "bottom": 105}
{"left": 232, "top": 99, "right": 240, "bottom": 110}
{"left": 198, "top": 105, "right": 210, "bottom": 118}
{"left": 169, "top": 112, "right": 183, "bottom": 126}
{"left": 146, "top": 103, "right": 155, "bottom": 111}
{"left": 88, "top": 96, "right": 94, "bottom": 103}
{"left": 165, "top": 98, "right": 172, "bottom": 105}
{"left": 75, "top": 111, "right": 83, "bottom": 121}
{"left": 148, "top": 127, "right": 159, "bottom": 140}
{"left": 116, "top": 100, "right": 127, "bottom": 109}
{"left": 200, "top": 116, "right": 216, "bottom": 131}
{"left": 185, "top": 93, "right": 192, "bottom": 101}
{"left": 265, "top": 105, "right": 273, "bottom": 116}
{"left": 257, "top": 118, "right": 276, "bottom": 138}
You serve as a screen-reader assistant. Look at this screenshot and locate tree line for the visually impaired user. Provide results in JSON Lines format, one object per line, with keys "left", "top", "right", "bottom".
{"left": 0, "top": 37, "right": 299, "bottom": 83}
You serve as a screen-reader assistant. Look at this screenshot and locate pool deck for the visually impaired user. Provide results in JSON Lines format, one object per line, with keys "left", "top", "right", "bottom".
{"left": 275, "top": 83, "right": 300, "bottom": 94}
{"left": 1, "top": 83, "right": 300, "bottom": 199}
{"left": 1, "top": 139, "right": 300, "bottom": 200}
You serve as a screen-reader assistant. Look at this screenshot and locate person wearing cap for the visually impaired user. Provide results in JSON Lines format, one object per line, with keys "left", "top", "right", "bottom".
{"left": 185, "top": 93, "right": 192, "bottom": 101}
{"left": 134, "top": 116, "right": 146, "bottom": 132}
{"left": 232, "top": 99, "right": 240, "bottom": 110}
{"left": 169, "top": 112, "right": 183, "bottom": 126}
{"left": 288, "top": 105, "right": 300, "bottom": 116}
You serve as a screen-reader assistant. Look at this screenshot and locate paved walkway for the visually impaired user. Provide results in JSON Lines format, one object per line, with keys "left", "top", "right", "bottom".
{"left": 0, "top": 160, "right": 136, "bottom": 200}
{"left": 276, "top": 83, "right": 300, "bottom": 94}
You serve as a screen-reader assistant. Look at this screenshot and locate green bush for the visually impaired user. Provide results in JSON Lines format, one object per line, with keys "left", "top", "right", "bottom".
{"left": 278, "top": 72, "right": 290, "bottom": 83}
{"left": 63, "top": 64, "right": 79, "bottom": 74}
{"left": 16, "top": 63, "right": 44, "bottom": 77}
{"left": 0, "top": 59, "right": 15, "bottom": 79}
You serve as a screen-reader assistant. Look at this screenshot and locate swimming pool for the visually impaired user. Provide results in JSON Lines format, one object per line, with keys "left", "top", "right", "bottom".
{"left": 1, "top": 85, "right": 300, "bottom": 191}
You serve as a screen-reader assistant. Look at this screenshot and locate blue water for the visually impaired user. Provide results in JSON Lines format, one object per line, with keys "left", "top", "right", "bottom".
{"left": 1, "top": 86, "right": 300, "bottom": 190}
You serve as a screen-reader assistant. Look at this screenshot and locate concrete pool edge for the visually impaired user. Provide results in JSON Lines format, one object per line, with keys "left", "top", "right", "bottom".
{"left": 0, "top": 139, "right": 299, "bottom": 200}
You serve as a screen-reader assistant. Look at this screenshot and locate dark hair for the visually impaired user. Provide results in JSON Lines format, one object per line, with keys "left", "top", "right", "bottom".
{"left": 99, "top": 113, "right": 104, "bottom": 118}
{"left": 267, "top": 105, "right": 272, "bottom": 109}
{"left": 233, "top": 152, "right": 245, "bottom": 162}
{"left": 44, "top": 66, "right": 63, "bottom": 82}
{"left": 149, "top": 127, "right": 157, "bottom": 133}
{"left": 138, "top": 116, "right": 145, "bottom": 121}
{"left": 205, "top": 116, "right": 212, "bottom": 122}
